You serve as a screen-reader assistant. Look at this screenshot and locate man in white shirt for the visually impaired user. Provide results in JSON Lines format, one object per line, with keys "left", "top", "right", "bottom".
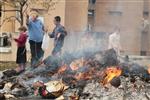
{"left": 141, "top": 17, "right": 149, "bottom": 55}
{"left": 141, "top": 18, "right": 149, "bottom": 33}
{"left": 108, "top": 28, "right": 121, "bottom": 56}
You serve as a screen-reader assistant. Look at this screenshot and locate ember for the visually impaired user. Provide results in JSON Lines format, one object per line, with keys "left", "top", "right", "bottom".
{"left": 102, "top": 67, "right": 122, "bottom": 86}
{"left": 57, "top": 64, "right": 68, "bottom": 74}
{"left": 0, "top": 50, "right": 150, "bottom": 100}
{"left": 75, "top": 72, "right": 93, "bottom": 81}
{"left": 69, "top": 92, "right": 79, "bottom": 100}
{"left": 70, "top": 58, "right": 85, "bottom": 71}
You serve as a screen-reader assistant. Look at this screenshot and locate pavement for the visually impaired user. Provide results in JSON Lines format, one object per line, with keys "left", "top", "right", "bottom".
{"left": 121, "top": 55, "right": 150, "bottom": 67}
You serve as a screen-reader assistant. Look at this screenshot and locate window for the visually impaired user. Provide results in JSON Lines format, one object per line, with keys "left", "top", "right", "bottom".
{"left": 88, "top": 0, "right": 96, "bottom": 31}
{"left": 143, "top": 11, "right": 149, "bottom": 17}
{"left": 89, "top": 0, "right": 96, "bottom": 10}
{"left": 88, "top": 9, "right": 95, "bottom": 17}
{"left": 0, "top": 33, "right": 11, "bottom": 47}
{"left": 0, "top": 32, "right": 12, "bottom": 53}
{"left": 109, "top": 11, "right": 122, "bottom": 16}
{"left": 89, "top": 0, "right": 96, "bottom": 5}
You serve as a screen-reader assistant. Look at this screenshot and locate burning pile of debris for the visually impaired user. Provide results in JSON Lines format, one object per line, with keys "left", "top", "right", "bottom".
{"left": 0, "top": 49, "right": 150, "bottom": 100}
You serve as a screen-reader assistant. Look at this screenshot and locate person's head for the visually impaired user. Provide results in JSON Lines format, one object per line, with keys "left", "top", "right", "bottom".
{"left": 18, "top": 26, "right": 27, "bottom": 33}
{"left": 30, "top": 10, "right": 39, "bottom": 21}
{"left": 54, "top": 16, "right": 61, "bottom": 25}
{"left": 143, "top": 12, "right": 149, "bottom": 19}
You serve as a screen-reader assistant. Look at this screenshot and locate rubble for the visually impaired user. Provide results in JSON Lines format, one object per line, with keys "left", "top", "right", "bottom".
{"left": 0, "top": 49, "right": 150, "bottom": 100}
{"left": 110, "top": 77, "right": 121, "bottom": 88}
{"left": 33, "top": 80, "right": 69, "bottom": 99}
{"left": 0, "top": 93, "right": 16, "bottom": 100}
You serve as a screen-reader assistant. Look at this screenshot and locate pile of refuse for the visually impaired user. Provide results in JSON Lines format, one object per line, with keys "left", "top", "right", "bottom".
{"left": 0, "top": 49, "right": 150, "bottom": 100}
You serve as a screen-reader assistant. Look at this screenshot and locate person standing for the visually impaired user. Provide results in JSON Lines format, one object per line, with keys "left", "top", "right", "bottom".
{"left": 14, "top": 26, "right": 27, "bottom": 74}
{"left": 108, "top": 28, "right": 121, "bottom": 56}
{"left": 26, "top": 10, "right": 45, "bottom": 67}
{"left": 49, "top": 16, "right": 67, "bottom": 56}
{"left": 141, "top": 17, "right": 149, "bottom": 56}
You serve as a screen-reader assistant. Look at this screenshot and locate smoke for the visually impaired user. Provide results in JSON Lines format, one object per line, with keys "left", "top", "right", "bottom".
{"left": 62, "top": 31, "right": 109, "bottom": 57}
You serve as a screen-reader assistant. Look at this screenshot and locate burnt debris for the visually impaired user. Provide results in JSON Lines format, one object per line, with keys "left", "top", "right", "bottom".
{"left": 0, "top": 49, "right": 150, "bottom": 99}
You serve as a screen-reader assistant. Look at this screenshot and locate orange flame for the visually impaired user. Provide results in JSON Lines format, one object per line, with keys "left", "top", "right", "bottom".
{"left": 58, "top": 64, "right": 67, "bottom": 74}
{"left": 70, "top": 58, "right": 85, "bottom": 71}
{"left": 70, "top": 64, "right": 79, "bottom": 71}
{"left": 102, "top": 67, "right": 122, "bottom": 85}
{"left": 75, "top": 68, "right": 96, "bottom": 81}
{"left": 75, "top": 72, "right": 93, "bottom": 80}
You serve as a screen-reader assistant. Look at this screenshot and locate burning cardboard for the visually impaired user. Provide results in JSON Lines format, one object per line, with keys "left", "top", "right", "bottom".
{"left": 101, "top": 67, "right": 122, "bottom": 86}
{"left": 70, "top": 58, "right": 85, "bottom": 71}
{"left": 1, "top": 49, "right": 150, "bottom": 99}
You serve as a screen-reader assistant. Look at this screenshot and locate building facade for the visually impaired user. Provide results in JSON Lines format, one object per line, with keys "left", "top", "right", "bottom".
{"left": 0, "top": 0, "right": 150, "bottom": 61}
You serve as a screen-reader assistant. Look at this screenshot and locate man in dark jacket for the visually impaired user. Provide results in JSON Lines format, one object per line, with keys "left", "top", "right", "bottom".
{"left": 49, "top": 16, "right": 67, "bottom": 56}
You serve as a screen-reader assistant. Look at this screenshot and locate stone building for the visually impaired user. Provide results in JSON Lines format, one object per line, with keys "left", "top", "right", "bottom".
{"left": 0, "top": 0, "right": 150, "bottom": 61}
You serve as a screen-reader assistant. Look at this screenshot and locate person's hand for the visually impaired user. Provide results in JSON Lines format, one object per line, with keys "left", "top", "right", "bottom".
{"left": 12, "top": 36, "right": 17, "bottom": 41}
{"left": 26, "top": 11, "right": 30, "bottom": 25}
{"left": 25, "top": 11, "right": 29, "bottom": 18}
{"left": 27, "top": 14, "right": 29, "bottom": 18}
{"left": 13, "top": 38, "right": 17, "bottom": 41}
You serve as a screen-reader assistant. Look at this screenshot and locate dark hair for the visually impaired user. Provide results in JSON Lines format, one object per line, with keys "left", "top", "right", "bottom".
{"left": 55, "top": 16, "right": 61, "bottom": 22}
{"left": 18, "top": 26, "right": 27, "bottom": 32}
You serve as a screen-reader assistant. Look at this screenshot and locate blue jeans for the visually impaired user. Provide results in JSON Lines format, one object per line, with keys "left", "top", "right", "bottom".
{"left": 52, "top": 43, "right": 63, "bottom": 56}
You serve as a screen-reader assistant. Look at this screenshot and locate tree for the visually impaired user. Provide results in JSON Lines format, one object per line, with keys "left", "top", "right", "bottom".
{"left": 0, "top": 0, "right": 29, "bottom": 26}
{"left": 28, "top": 0, "right": 59, "bottom": 15}
{"left": 0, "top": 0, "right": 59, "bottom": 28}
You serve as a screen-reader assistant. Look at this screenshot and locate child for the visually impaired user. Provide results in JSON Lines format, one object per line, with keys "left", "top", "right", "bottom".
{"left": 14, "top": 26, "right": 27, "bottom": 74}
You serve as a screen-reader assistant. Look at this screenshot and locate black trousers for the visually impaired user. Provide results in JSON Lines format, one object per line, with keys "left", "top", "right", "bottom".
{"left": 29, "top": 40, "right": 44, "bottom": 66}
{"left": 16, "top": 46, "right": 26, "bottom": 64}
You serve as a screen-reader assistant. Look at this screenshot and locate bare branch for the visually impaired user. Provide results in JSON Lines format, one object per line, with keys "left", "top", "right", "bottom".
{"left": 22, "top": 0, "right": 29, "bottom": 14}
{"left": 1, "top": 9, "right": 20, "bottom": 12}
{"left": 0, "top": 0, "right": 16, "bottom": 8}
{"left": 23, "top": 3, "right": 28, "bottom": 14}
{"left": 0, "top": 0, "right": 59, "bottom": 27}
{"left": 0, "top": 16, "right": 21, "bottom": 28}
{"left": 22, "top": 0, "right": 28, "bottom": 6}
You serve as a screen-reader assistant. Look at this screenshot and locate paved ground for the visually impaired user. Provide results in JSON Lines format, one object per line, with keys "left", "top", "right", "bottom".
{"left": 122, "top": 55, "right": 150, "bottom": 66}
{"left": 0, "top": 55, "right": 150, "bottom": 71}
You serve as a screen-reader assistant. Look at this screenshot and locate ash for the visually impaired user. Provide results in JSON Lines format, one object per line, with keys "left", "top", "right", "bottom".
{"left": 1, "top": 49, "right": 150, "bottom": 100}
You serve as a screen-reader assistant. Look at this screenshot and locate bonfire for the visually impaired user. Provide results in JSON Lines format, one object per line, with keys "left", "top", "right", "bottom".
{"left": 0, "top": 49, "right": 150, "bottom": 100}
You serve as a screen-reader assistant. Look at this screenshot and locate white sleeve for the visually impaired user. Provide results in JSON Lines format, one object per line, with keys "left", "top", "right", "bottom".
{"left": 108, "top": 35, "right": 113, "bottom": 49}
